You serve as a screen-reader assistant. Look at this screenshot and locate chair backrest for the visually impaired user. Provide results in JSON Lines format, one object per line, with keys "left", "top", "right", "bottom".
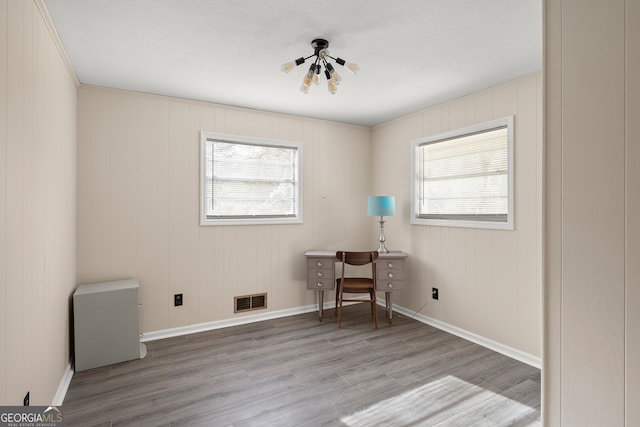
{"left": 335, "top": 251, "right": 379, "bottom": 266}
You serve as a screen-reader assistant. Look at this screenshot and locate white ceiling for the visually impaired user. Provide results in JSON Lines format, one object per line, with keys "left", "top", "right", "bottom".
{"left": 43, "top": 0, "right": 542, "bottom": 127}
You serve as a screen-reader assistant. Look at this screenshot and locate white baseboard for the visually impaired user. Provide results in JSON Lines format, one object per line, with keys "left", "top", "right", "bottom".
{"left": 141, "top": 304, "right": 322, "bottom": 342}
{"left": 52, "top": 359, "right": 74, "bottom": 406}
{"left": 391, "top": 304, "right": 541, "bottom": 369}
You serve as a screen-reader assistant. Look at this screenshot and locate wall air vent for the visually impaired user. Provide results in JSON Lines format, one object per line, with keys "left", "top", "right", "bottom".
{"left": 234, "top": 293, "right": 267, "bottom": 313}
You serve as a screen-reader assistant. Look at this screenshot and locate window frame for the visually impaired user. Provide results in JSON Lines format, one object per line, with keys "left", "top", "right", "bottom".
{"left": 410, "top": 116, "right": 514, "bottom": 230}
{"left": 200, "top": 131, "right": 303, "bottom": 226}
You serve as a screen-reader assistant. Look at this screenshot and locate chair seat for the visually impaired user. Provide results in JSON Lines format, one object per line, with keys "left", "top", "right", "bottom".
{"left": 338, "top": 277, "right": 373, "bottom": 289}
{"left": 341, "top": 283, "right": 374, "bottom": 294}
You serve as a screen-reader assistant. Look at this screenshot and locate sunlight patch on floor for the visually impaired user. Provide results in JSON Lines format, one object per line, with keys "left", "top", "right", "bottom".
{"left": 340, "top": 375, "right": 539, "bottom": 426}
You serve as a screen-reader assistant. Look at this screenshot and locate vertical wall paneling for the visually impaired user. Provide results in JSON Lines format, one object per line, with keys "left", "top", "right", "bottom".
{"left": 534, "top": 74, "right": 543, "bottom": 364}
{"left": 474, "top": 91, "right": 494, "bottom": 123}
{"left": 167, "top": 101, "right": 191, "bottom": 327}
{"left": 137, "top": 96, "right": 160, "bottom": 332}
{"left": 188, "top": 104, "right": 201, "bottom": 325}
{"left": 544, "top": 0, "right": 563, "bottom": 420}
{"left": 406, "top": 113, "right": 425, "bottom": 313}
{"left": 221, "top": 225, "right": 238, "bottom": 318}
{"left": 2, "top": 0, "right": 77, "bottom": 405}
{"left": 22, "top": 0, "right": 35, "bottom": 395}
{"left": 6, "top": 0, "right": 26, "bottom": 399}
{"left": 46, "top": 33, "right": 76, "bottom": 400}
{"left": 6, "top": 0, "right": 547, "bottom": 408}
{"left": 87, "top": 89, "right": 111, "bottom": 282}
{"left": 371, "top": 73, "right": 542, "bottom": 359}
{"left": 77, "top": 87, "right": 371, "bottom": 332}
{"left": 545, "top": 0, "right": 638, "bottom": 424}
{"left": 474, "top": 229, "right": 494, "bottom": 338}
{"left": 562, "top": 0, "right": 625, "bottom": 423}
{"left": 76, "top": 81, "right": 90, "bottom": 290}
{"left": 197, "top": 107, "right": 215, "bottom": 322}
{"left": 110, "top": 92, "right": 138, "bottom": 278}
{"left": 627, "top": 2, "right": 640, "bottom": 425}
{"left": 0, "top": 0, "right": 9, "bottom": 405}
{"left": 156, "top": 98, "right": 170, "bottom": 330}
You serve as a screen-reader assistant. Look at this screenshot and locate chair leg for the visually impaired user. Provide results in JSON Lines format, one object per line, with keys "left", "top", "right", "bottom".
{"left": 334, "top": 283, "right": 340, "bottom": 316}
{"left": 370, "top": 290, "right": 375, "bottom": 317}
{"left": 337, "top": 288, "right": 343, "bottom": 329}
{"left": 372, "top": 291, "right": 378, "bottom": 329}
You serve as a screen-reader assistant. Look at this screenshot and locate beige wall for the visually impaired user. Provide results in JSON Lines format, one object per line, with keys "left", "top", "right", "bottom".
{"left": 545, "top": 0, "right": 639, "bottom": 425}
{"left": 0, "top": 0, "right": 77, "bottom": 405}
{"left": 77, "top": 78, "right": 542, "bottom": 360}
{"left": 1, "top": 0, "right": 544, "bottom": 406}
{"left": 371, "top": 73, "right": 543, "bottom": 359}
{"left": 12, "top": 1, "right": 640, "bottom": 419}
{"left": 628, "top": 1, "right": 640, "bottom": 424}
{"left": 76, "top": 86, "right": 372, "bottom": 333}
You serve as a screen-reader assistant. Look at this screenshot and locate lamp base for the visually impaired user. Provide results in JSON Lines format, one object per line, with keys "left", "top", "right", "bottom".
{"left": 376, "top": 243, "right": 389, "bottom": 254}
{"left": 376, "top": 216, "right": 389, "bottom": 253}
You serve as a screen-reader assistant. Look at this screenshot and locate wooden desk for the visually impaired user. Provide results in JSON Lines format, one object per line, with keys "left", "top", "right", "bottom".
{"left": 305, "top": 250, "right": 407, "bottom": 323}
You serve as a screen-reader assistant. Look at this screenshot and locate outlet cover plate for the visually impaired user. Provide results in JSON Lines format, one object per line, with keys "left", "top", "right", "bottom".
{"left": 174, "top": 294, "right": 183, "bottom": 306}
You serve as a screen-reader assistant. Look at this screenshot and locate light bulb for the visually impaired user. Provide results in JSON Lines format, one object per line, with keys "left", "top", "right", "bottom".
{"left": 312, "top": 64, "right": 321, "bottom": 85}
{"left": 280, "top": 57, "right": 305, "bottom": 74}
{"left": 336, "top": 57, "right": 359, "bottom": 74}
{"left": 325, "top": 62, "right": 341, "bottom": 85}
{"left": 302, "top": 65, "right": 315, "bottom": 86}
{"left": 281, "top": 62, "right": 296, "bottom": 74}
{"left": 331, "top": 70, "right": 342, "bottom": 85}
{"left": 300, "top": 66, "right": 314, "bottom": 93}
{"left": 344, "top": 62, "right": 359, "bottom": 74}
{"left": 327, "top": 79, "right": 337, "bottom": 94}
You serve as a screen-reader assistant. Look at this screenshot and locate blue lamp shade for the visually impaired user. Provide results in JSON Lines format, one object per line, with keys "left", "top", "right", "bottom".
{"left": 368, "top": 196, "right": 396, "bottom": 217}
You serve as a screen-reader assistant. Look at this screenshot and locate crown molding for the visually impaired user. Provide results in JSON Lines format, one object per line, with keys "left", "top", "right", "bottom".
{"left": 34, "top": 0, "right": 80, "bottom": 87}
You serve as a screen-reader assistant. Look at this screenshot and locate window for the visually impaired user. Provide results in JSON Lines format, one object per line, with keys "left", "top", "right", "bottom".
{"left": 410, "top": 116, "right": 514, "bottom": 230}
{"left": 200, "top": 132, "right": 302, "bottom": 225}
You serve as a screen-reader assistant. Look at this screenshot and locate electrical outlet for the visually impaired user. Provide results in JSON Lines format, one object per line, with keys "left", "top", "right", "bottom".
{"left": 432, "top": 287, "right": 439, "bottom": 300}
{"left": 24, "top": 391, "right": 29, "bottom": 406}
{"left": 174, "top": 293, "right": 183, "bottom": 306}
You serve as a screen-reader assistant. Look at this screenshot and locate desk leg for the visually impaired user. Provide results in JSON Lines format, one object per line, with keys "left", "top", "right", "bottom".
{"left": 318, "top": 290, "right": 324, "bottom": 321}
{"left": 385, "top": 292, "right": 393, "bottom": 324}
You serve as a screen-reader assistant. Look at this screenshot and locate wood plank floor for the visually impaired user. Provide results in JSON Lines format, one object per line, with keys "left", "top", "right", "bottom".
{"left": 63, "top": 304, "right": 541, "bottom": 426}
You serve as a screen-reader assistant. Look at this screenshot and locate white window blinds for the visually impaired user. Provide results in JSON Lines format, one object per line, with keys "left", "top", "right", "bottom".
{"left": 201, "top": 133, "right": 301, "bottom": 225}
{"left": 411, "top": 116, "right": 514, "bottom": 229}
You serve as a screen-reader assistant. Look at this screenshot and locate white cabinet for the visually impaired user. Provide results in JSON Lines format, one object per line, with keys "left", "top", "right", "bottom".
{"left": 73, "top": 279, "right": 141, "bottom": 372}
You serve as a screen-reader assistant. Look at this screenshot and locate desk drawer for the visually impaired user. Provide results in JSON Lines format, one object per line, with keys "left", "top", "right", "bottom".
{"left": 377, "top": 267, "right": 404, "bottom": 281}
{"left": 306, "top": 257, "right": 334, "bottom": 290}
{"left": 377, "top": 279, "right": 404, "bottom": 291}
{"left": 307, "top": 278, "right": 335, "bottom": 290}
{"left": 307, "top": 267, "right": 334, "bottom": 280}
{"left": 307, "top": 258, "right": 333, "bottom": 269}
{"left": 377, "top": 258, "right": 405, "bottom": 291}
{"left": 379, "top": 259, "right": 404, "bottom": 271}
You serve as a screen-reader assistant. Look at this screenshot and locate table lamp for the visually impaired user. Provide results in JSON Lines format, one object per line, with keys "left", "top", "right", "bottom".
{"left": 368, "top": 196, "right": 396, "bottom": 253}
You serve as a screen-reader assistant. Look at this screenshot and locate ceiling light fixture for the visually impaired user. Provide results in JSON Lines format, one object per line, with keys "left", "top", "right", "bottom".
{"left": 281, "top": 38, "right": 359, "bottom": 95}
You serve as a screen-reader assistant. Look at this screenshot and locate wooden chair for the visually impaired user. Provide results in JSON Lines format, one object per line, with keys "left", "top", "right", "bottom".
{"left": 335, "top": 251, "right": 379, "bottom": 329}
